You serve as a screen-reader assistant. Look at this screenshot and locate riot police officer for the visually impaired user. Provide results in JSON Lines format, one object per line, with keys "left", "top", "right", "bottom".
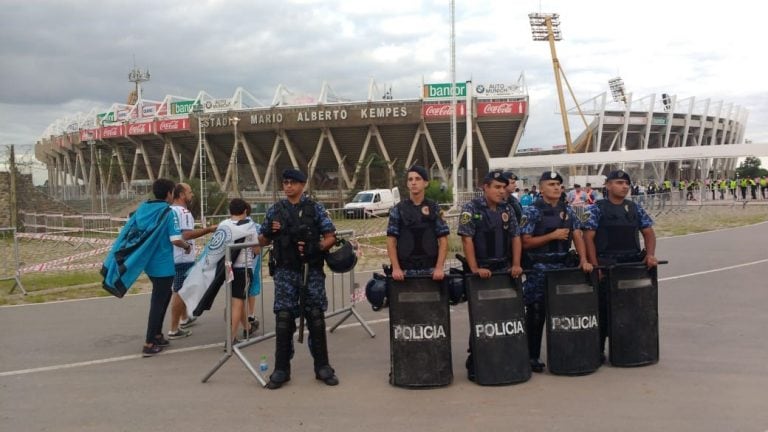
{"left": 520, "top": 171, "right": 592, "bottom": 373}
{"left": 458, "top": 170, "right": 523, "bottom": 380}
{"left": 503, "top": 171, "right": 523, "bottom": 224}
{"left": 258, "top": 169, "right": 339, "bottom": 389}
{"left": 387, "top": 165, "right": 449, "bottom": 280}
{"left": 582, "top": 169, "right": 658, "bottom": 361}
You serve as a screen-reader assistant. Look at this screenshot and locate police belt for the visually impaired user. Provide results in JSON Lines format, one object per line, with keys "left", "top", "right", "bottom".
{"left": 598, "top": 251, "right": 645, "bottom": 264}
{"left": 525, "top": 253, "right": 569, "bottom": 264}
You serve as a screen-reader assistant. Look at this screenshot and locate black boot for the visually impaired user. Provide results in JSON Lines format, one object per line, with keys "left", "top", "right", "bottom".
{"left": 307, "top": 308, "right": 339, "bottom": 386}
{"left": 526, "top": 302, "right": 546, "bottom": 373}
{"left": 266, "top": 311, "right": 295, "bottom": 390}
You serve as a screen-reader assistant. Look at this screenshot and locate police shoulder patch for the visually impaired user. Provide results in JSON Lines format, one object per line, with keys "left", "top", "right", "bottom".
{"left": 421, "top": 205, "right": 430, "bottom": 216}
{"left": 501, "top": 211, "right": 509, "bottom": 223}
{"left": 580, "top": 211, "right": 590, "bottom": 223}
{"left": 460, "top": 212, "right": 472, "bottom": 225}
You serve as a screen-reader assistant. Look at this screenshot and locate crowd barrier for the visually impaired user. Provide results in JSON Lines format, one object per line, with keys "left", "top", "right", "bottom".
{"left": 203, "top": 229, "right": 374, "bottom": 387}
{"left": 0, "top": 228, "right": 26, "bottom": 295}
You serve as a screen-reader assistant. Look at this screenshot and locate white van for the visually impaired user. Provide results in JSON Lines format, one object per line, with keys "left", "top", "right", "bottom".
{"left": 344, "top": 187, "right": 400, "bottom": 218}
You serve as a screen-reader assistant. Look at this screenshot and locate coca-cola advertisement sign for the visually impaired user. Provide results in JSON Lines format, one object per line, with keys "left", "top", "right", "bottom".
{"left": 156, "top": 118, "right": 190, "bottom": 133}
{"left": 476, "top": 101, "right": 526, "bottom": 117}
{"left": 101, "top": 125, "right": 125, "bottom": 138}
{"left": 79, "top": 129, "right": 102, "bottom": 142}
{"left": 422, "top": 103, "right": 466, "bottom": 119}
{"left": 127, "top": 122, "right": 153, "bottom": 136}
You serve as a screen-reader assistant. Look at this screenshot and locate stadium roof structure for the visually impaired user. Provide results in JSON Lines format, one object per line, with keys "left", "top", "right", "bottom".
{"left": 35, "top": 77, "right": 530, "bottom": 204}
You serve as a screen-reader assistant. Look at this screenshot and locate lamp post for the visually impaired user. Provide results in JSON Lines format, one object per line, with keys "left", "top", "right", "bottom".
{"left": 230, "top": 116, "right": 241, "bottom": 198}
{"left": 88, "top": 139, "right": 97, "bottom": 213}
{"left": 192, "top": 103, "right": 207, "bottom": 227}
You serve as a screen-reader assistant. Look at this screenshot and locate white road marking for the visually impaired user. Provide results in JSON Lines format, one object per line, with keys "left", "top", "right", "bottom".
{"left": 658, "top": 258, "right": 768, "bottom": 282}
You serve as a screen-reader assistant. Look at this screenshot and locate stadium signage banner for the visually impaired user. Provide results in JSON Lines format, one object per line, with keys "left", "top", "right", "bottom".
{"left": 127, "top": 122, "right": 154, "bottom": 136}
{"left": 474, "top": 83, "right": 522, "bottom": 98}
{"left": 140, "top": 102, "right": 165, "bottom": 118}
{"left": 98, "top": 112, "right": 116, "bottom": 123}
{"left": 476, "top": 101, "right": 526, "bottom": 117}
{"left": 101, "top": 125, "right": 125, "bottom": 138}
{"left": 423, "top": 82, "right": 467, "bottom": 99}
{"left": 203, "top": 99, "right": 232, "bottom": 112}
{"left": 170, "top": 100, "right": 196, "bottom": 115}
{"left": 79, "top": 129, "right": 102, "bottom": 142}
{"left": 422, "top": 102, "right": 466, "bottom": 119}
{"left": 156, "top": 118, "right": 190, "bottom": 132}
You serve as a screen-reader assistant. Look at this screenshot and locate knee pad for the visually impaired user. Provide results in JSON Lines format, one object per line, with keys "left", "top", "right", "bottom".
{"left": 276, "top": 310, "right": 295, "bottom": 332}
{"left": 308, "top": 308, "right": 324, "bottom": 326}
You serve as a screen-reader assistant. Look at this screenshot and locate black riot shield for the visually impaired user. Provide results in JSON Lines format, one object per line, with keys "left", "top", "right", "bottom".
{"left": 545, "top": 268, "right": 601, "bottom": 375}
{"left": 467, "top": 274, "right": 531, "bottom": 385}
{"left": 388, "top": 276, "right": 452, "bottom": 388}
{"left": 607, "top": 264, "right": 659, "bottom": 367}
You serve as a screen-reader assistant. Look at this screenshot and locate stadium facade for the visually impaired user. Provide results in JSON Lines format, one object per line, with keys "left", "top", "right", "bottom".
{"left": 35, "top": 77, "right": 748, "bottom": 203}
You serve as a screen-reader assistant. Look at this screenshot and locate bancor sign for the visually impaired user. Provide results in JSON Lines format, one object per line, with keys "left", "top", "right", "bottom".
{"left": 423, "top": 82, "right": 467, "bottom": 99}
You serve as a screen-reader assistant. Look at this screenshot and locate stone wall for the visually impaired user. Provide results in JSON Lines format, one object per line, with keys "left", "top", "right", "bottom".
{"left": 0, "top": 172, "right": 80, "bottom": 228}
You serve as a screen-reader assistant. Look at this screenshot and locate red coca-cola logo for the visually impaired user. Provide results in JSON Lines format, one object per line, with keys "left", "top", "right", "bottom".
{"left": 425, "top": 105, "right": 452, "bottom": 116}
{"left": 477, "top": 101, "right": 526, "bottom": 117}
{"left": 483, "top": 103, "right": 513, "bottom": 114}
{"left": 102, "top": 126, "right": 122, "bottom": 137}
{"left": 128, "top": 123, "right": 151, "bottom": 135}
{"left": 156, "top": 118, "right": 189, "bottom": 132}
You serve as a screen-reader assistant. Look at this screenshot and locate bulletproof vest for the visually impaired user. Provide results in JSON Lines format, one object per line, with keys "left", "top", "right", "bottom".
{"left": 395, "top": 199, "right": 440, "bottom": 270}
{"left": 272, "top": 199, "right": 324, "bottom": 270}
{"left": 528, "top": 199, "right": 571, "bottom": 255}
{"left": 594, "top": 199, "right": 641, "bottom": 257}
{"left": 507, "top": 195, "right": 523, "bottom": 224}
{"left": 470, "top": 198, "right": 511, "bottom": 266}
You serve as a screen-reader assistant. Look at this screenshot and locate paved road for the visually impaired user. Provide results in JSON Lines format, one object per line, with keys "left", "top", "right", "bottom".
{"left": 1, "top": 223, "right": 767, "bottom": 432}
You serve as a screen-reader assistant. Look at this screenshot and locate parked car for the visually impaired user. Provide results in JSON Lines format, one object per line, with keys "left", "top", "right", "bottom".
{"left": 343, "top": 188, "right": 400, "bottom": 218}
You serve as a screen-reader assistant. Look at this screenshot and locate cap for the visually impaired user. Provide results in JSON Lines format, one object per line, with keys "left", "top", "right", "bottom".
{"left": 484, "top": 170, "right": 509, "bottom": 186}
{"left": 407, "top": 165, "right": 429, "bottom": 181}
{"left": 503, "top": 171, "right": 518, "bottom": 181}
{"left": 539, "top": 171, "right": 563, "bottom": 184}
{"left": 282, "top": 168, "right": 307, "bottom": 183}
{"left": 606, "top": 169, "right": 631, "bottom": 182}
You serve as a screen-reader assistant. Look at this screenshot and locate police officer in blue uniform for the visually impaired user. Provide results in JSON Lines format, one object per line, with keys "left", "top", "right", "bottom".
{"left": 387, "top": 165, "right": 449, "bottom": 280}
{"left": 520, "top": 171, "right": 593, "bottom": 373}
{"left": 258, "top": 169, "right": 339, "bottom": 389}
{"left": 458, "top": 170, "right": 523, "bottom": 380}
{"left": 503, "top": 171, "right": 524, "bottom": 224}
{"left": 582, "top": 169, "right": 658, "bottom": 361}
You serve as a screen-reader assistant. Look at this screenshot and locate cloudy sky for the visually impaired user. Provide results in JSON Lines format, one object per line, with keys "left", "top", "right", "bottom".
{"left": 2, "top": 0, "right": 767, "bottom": 177}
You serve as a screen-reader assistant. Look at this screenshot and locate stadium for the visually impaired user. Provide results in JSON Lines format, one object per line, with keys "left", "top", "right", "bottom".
{"left": 34, "top": 72, "right": 749, "bottom": 207}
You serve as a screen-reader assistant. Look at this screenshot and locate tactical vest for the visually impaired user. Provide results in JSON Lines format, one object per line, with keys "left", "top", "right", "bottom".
{"left": 507, "top": 195, "right": 523, "bottom": 224}
{"left": 470, "top": 198, "right": 511, "bottom": 267}
{"left": 272, "top": 199, "right": 324, "bottom": 270}
{"left": 395, "top": 199, "right": 439, "bottom": 270}
{"left": 594, "top": 199, "right": 641, "bottom": 259}
{"left": 528, "top": 199, "right": 571, "bottom": 256}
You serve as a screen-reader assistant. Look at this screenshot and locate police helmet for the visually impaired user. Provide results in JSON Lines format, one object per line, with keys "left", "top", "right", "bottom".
{"left": 325, "top": 238, "right": 358, "bottom": 273}
{"left": 447, "top": 268, "right": 467, "bottom": 305}
{"left": 365, "top": 273, "right": 388, "bottom": 311}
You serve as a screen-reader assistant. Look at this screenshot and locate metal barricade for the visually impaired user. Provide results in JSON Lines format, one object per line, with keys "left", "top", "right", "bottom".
{"left": 0, "top": 228, "right": 26, "bottom": 295}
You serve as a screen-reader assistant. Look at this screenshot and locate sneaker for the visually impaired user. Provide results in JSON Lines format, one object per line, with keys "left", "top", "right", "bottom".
{"left": 247, "top": 316, "right": 260, "bottom": 331}
{"left": 154, "top": 335, "right": 170, "bottom": 347}
{"left": 179, "top": 316, "right": 198, "bottom": 329}
{"left": 142, "top": 344, "right": 163, "bottom": 357}
{"left": 168, "top": 328, "right": 192, "bottom": 340}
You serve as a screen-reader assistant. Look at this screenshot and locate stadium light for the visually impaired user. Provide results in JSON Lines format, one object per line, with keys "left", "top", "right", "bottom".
{"left": 529, "top": 12, "right": 573, "bottom": 154}
{"left": 609, "top": 77, "right": 627, "bottom": 103}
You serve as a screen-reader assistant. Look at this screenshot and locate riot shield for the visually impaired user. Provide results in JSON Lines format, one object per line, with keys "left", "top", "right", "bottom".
{"left": 388, "top": 276, "right": 452, "bottom": 388}
{"left": 607, "top": 263, "right": 659, "bottom": 367}
{"left": 545, "top": 268, "right": 601, "bottom": 375}
{"left": 467, "top": 273, "right": 531, "bottom": 385}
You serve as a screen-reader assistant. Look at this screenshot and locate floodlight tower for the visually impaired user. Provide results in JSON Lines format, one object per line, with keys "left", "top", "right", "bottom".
{"left": 128, "top": 66, "right": 151, "bottom": 102}
{"left": 529, "top": 12, "right": 573, "bottom": 154}
{"left": 609, "top": 77, "right": 627, "bottom": 105}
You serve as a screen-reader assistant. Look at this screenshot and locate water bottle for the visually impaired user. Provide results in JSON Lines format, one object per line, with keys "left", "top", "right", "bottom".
{"left": 259, "top": 355, "right": 269, "bottom": 373}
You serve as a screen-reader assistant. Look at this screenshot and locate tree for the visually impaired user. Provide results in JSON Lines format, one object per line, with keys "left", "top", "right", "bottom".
{"left": 425, "top": 179, "right": 453, "bottom": 204}
{"left": 735, "top": 156, "right": 768, "bottom": 178}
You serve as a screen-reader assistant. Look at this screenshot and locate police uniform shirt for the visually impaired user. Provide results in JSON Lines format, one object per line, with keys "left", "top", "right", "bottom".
{"left": 519, "top": 200, "right": 581, "bottom": 237}
{"left": 260, "top": 195, "right": 336, "bottom": 238}
{"left": 457, "top": 197, "right": 519, "bottom": 239}
{"left": 386, "top": 199, "right": 449, "bottom": 238}
{"left": 171, "top": 204, "right": 196, "bottom": 264}
{"left": 581, "top": 201, "right": 654, "bottom": 232}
